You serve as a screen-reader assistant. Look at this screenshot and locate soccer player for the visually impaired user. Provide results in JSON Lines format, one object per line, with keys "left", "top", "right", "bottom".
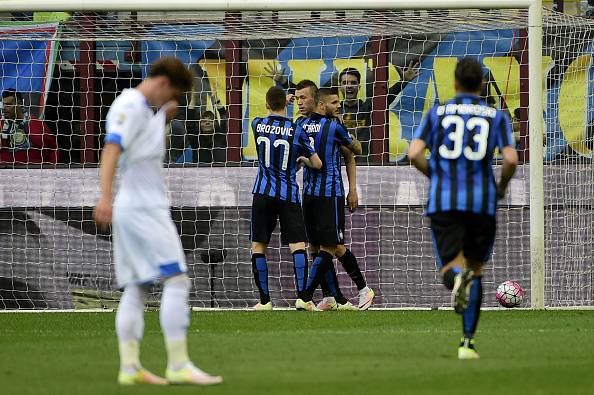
{"left": 93, "top": 57, "right": 223, "bottom": 385}
{"left": 296, "top": 87, "right": 369, "bottom": 311}
{"left": 295, "top": 80, "right": 375, "bottom": 311}
{"left": 408, "top": 57, "right": 518, "bottom": 359}
{"left": 250, "top": 86, "right": 322, "bottom": 311}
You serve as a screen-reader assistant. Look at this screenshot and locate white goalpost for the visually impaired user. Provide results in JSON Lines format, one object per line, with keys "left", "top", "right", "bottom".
{"left": 3, "top": 0, "right": 585, "bottom": 311}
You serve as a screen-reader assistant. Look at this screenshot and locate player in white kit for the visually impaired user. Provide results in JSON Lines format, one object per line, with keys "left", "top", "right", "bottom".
{"left": 93, "top": 57, "right": 222, "bottom": 386}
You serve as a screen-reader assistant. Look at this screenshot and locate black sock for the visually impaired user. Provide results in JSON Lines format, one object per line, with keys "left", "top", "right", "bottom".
{"left": 323, "top": 262, "right": 347, "bottom": 304}
{"left": 303, "top": 251, "right": 333, "bottom": 302}
{"left": 251, "top": 253, "right": 270, "bottom": 304}
{"left": 462, "top": 275, "right": 483, "bottom": 339}
{"left": 292, "top": 250, "right": 308, "bottom": 300}
{"left": 338, "top": 248, "right": 366, "bottom": 291}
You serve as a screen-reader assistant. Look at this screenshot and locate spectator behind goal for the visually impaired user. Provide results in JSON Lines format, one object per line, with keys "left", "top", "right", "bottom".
{"left": 0, "top": 89, "right": 59, "bottom": 164}
{"left": 168, "top": 92, "right": 227, "bottom": 164}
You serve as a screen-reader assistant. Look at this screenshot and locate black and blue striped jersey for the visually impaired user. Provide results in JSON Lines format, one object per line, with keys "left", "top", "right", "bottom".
{"left": 414, "top": 93, "right": 514, "bottom": 216}
{"left": 297, "top": 113, "right": 353, "bottom": 198}
{"left": 251, "top": 115, "right": 315, "bottom": 203}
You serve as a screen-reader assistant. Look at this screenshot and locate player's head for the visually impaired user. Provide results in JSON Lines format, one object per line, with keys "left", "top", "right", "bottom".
{"left": 295, "top": 80, "right": 318, "bottom": 116}
{"left": 454, "top": 57, "right": 484, "bottom": 95}
{"left": 200, "top": 111, "right": 216, "bottom": 134}
{"left": 1, "top": 89, "right": 24, "bottom": 120}
{"left": 265, "top": 86, "right": 287, "bottom": 115}
{"left": 315, "top": 87, "right": 340, "bottom": 117}
{"left": 147, "top": 57, "right": 193, "bottom": 107}
{"left": 339, "top": 68, "right": 361, "bottom": 100}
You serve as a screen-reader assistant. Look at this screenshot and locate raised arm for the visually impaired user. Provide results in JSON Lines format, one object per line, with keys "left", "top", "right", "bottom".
{"left": 386, "top": 61, "right": 420, "bottom": 105}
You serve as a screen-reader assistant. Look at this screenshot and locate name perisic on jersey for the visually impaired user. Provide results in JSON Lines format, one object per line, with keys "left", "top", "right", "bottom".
{"left": 436, "top": 103, "right": 497, "bottom": 118}
{"left": 256, "top": 123, "right": 294, "bottom": 136}
{"left": 301, "top": 123, "right": 321, "bottom": 134}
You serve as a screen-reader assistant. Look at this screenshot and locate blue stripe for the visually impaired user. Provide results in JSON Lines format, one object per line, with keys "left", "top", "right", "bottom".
{"left": 463, "top": 278, "right": 480, "bottom": 334}
{"left": 159, "top": 261, "right": 183, "bottom": 277}
{"left": 306, "top": 256, "right": 323, "bottom": 289}
{"left": 431, "top": 230, "right": 444, "bottom": 269}
{"left": 255, "top": 256, "right": 269, "bottom": 294}
{"left": 104, "top": 133, "right": 123, "bottom": 150}
{"left": 293, "top": 252, "right": 307, "bottom": 292}
{"left": 324, "top": 268, "right": 338, "bottom": 296}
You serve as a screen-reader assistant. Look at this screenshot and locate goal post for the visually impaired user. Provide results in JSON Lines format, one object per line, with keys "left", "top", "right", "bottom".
{"left": 0, "top": 0, "right": 569, "bottom": 311}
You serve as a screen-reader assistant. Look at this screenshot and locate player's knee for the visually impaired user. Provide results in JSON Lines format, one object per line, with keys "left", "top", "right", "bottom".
{"left": 320, "top": 244, "right": 337, "bottom": 255}
{"left": 334, "top": 244, "right": 346, "bottom": 258}
{"left": 289, "top": 242, "right": 306, "bottom": 253}
{"left": 251, "top": 242, "right": 267, "bottom": 254}
{"left": 442, "top": 268, "right": 458, "bottom": 291}
{"left": 466, "top": 261, "right": 484, "bottom": 275}
{"left": 163, "top": 273, "right": 191, "bottom": 290}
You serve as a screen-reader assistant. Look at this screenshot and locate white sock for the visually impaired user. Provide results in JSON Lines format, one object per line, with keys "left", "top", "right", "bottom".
{"left": 116, "top": 285, "right": 147, "bottom": 372}
{"left": 160, "top": 274, "right": 192, "bottom": 371}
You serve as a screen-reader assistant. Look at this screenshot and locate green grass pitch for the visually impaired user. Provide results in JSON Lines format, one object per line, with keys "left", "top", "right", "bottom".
{"left": 2, "top": 310, "right": 593, "bottom": 395}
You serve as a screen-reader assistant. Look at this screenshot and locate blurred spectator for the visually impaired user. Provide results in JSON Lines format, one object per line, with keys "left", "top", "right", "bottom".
{"left": 0, "top": 89, "right": 59, "bottom": 164}
{"left": 511, "top": 108, "right": 522, "bottom": 150}
{"left": 168, "top": 93, "right": 227, "bottom": 164}
{"left": 338, "top": 63, "right": 419, "bottom": 162}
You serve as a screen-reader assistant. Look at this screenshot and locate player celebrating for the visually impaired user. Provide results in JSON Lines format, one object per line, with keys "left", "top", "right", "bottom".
{"left": 408, "top": 57, "right": 518, "bottom": 359}
{"left": 294, "top": 80, "right": 375, "bottom": 311}
{"left": 295, "top": 87, "right": 365, "bottom": 311}
{"left": 250, "top": 87, "right": 322, "bottom": 311}
{"left": 93, "top": 57, "right": 222, "bottom": 385}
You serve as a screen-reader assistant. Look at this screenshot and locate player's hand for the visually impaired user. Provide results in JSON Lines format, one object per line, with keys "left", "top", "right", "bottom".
{"left": 496, "top": 184, "right": 507, "bottom": 200}
{"left": 296, "top": 156, "right": 310, "bottom": 168}
{"left": 286, "top": 93, "right": 295, "bottom": 104}
{"left": 162, "top": 100, "right": 179, "bottom": 122}
{"left": 93, "top": 195, "right": 113, "bottom": 230}
{"left": 399, "top": 60, "right": 421, "bottom": 82}
{"left": 264, "top": 62, "right": 288, "bottom": 85}
{"left": 347, "top": 188, "right": 359, "bottom": 213}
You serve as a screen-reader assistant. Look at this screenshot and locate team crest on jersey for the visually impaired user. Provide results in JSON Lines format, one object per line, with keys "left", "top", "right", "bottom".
{"left": 339, "top": 231, "right": 344, "bottom": 240}
{"left": 117, "top": 113, "right": 127, "bottom": 125}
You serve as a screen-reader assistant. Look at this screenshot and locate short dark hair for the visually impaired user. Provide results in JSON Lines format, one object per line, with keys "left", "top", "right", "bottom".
{"left": 339, "top": 67, "right": 361, "bottom": 84}
{"left": 266, "top": 86, "right": 287, "bottom": 111}
{"left": 455, "top": 57, "right": 484, "bottom": 92}
{"left": 2, "top": 88, "right": 21, "bottom": 102}
{"left": 315, "top": 87, "right": 339, "bottom": 104}
{"left": 149, "top": 57, "right": 193, "bottom": 92}
{"left": 295, "top": 79, "right": 318, "bottom": 97}
{"left": 201, "top": 111, "right": 215, "bottom": 120}
{"left": 513, "top": 107, "right": 521, "bottom": 119}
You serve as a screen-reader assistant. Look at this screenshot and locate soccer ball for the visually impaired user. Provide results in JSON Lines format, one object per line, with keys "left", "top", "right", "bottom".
{"left": 496, "top": 281, "right": 525, "bottom": 308}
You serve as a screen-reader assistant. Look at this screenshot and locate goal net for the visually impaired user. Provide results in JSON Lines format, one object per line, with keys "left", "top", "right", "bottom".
{"left": 0, "top": 6, "right": 592, "bottom": 309}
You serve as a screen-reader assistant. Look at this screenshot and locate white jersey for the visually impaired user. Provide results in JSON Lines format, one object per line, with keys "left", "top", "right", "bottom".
{"left": 105, "top": 88, "right": 169, "bottom": 209}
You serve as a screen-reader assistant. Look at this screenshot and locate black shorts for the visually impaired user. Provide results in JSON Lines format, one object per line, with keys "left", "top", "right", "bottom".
{"left": 429, "top": 210, "right": 496, "bottom": 267}
{"left": 302, "top": 195, "right": 345, "bottom": 246}
{"left": 250, "top": 194, "right": 306, "bottom": 245}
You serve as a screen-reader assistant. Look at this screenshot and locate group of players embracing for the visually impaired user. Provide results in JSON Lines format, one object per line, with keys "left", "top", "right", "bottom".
{"left": 249, "top": 81, "right": 375, "bottom": 312}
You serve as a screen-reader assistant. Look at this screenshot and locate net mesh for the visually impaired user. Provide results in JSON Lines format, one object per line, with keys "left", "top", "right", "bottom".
{"left": 0, "top": 7, "right": 592, "bottom": 309}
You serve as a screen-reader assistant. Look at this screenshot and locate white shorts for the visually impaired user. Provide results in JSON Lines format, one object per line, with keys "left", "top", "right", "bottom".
{"left": 112, "top": 206, "right": 187, "bottom": 288}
